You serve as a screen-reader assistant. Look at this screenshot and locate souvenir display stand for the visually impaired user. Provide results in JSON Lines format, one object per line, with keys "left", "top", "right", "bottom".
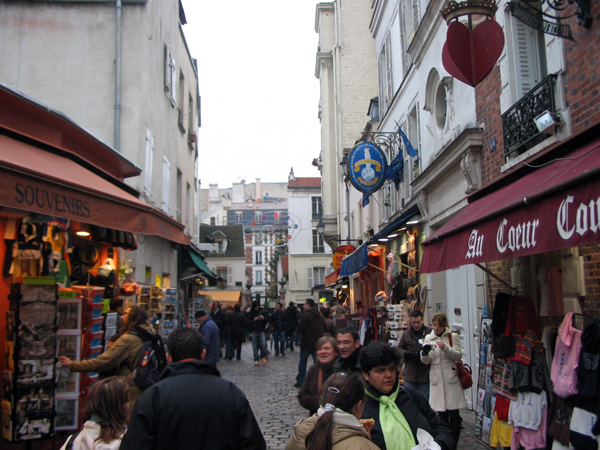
{"left": 3, "top": 278, "right": 57, "bottom": 443}
{"left": 161, "top": 288, "right": 178, "bottom": 337}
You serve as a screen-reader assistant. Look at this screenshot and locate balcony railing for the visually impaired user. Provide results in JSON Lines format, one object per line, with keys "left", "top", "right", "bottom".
{"left": 502, "top": 74, "right": 559, "bottom": 158}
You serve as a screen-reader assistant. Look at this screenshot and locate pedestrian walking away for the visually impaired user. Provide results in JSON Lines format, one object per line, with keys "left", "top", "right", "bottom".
{"left": 295, "top": 299, "right": 325, "bottom": 388}
{"left": 120, "top": 327, "right": 266, "bottom": 450}
{"left": 195, "top": 309, "right": 221, "bottom": 368}
{"left": 285, "top": 301, "right": 299, "bottom": 352}
{"left": 60, "top": 377, "right": 128, "bottom": 450}
{"left": 229, "top": 303, "right": 246, "bottom": 360}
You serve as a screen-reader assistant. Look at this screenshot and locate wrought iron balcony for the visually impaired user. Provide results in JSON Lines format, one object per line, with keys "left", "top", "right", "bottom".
{"left": 502, "top": 74, "right": 560, "bottom": 158}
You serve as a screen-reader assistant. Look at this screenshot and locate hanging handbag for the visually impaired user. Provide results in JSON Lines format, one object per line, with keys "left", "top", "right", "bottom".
{"left": 449, "top": 333, "right": 473, "bottom": 390}
{"left": 97, "top": 258, "right": 115, "bottom": 277}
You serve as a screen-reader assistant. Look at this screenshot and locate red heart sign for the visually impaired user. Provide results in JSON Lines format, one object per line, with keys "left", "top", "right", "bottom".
{"left": 442, "top": 19, "right": 504, "bottom": 87}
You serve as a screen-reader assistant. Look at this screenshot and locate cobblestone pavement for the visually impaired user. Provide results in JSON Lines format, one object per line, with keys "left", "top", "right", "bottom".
{"left": 218, "top": 341, "right": 488, "bottom": 450}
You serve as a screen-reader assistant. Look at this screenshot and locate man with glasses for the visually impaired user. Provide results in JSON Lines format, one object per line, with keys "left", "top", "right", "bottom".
{"left": 333, "top": 327, "right": 362, "bottom": 374}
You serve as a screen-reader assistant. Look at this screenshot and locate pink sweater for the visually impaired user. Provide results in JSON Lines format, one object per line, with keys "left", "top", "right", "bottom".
{"left": 550, "top": 312, "right": 582, "bottom": 398}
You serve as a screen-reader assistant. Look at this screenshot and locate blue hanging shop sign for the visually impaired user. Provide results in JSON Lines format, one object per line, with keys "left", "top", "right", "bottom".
{"left": 347, "top": 142, "right": 388, "bottom": 194}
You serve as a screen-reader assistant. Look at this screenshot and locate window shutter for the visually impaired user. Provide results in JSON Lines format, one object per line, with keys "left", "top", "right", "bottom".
{"left": 144, "top": 129, "right": 153, "bottom": 196}
{"left": 514, "top": 18, "right": 541, "bottom": 99}
{"left": 162, "top": 156, "right": 170, "bottom": 214}
{"left": 170, "top": 57, "right": 177, "bottom": 106}
{"left": 227, "top": 267, "right": 233, "bottom": 286}
{"left": 164, "top": 45, "right": 171, "bottom": 94}
{"left": 307, "top": 268, "right": 314, "bottom": 290}
{"left": 378, "top": 49, "right": 387, "bottom": 115}
{"left": 385, "top": 32, "right": 393, "bottom": 104}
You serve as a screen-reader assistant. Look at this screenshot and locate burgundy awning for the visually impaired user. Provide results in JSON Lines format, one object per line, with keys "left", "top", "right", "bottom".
{"left": 421, "top": 137, "right": 600, "bottom": 273}
{"left": 0, "top": 134, "right": 190, "bottom": 245}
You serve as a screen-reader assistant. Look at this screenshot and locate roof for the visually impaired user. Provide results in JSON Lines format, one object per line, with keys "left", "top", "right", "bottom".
{"left": 199, "top": 225, "right": 245, "bottom": 257}
{"left": 281, "top": 256, "right": 289, "bottom": 275}
{"left": 288, "top": 177, "right": 321, "bottom": 189}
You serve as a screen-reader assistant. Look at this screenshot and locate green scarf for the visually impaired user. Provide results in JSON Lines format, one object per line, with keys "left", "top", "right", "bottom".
{"left": 365, "top": 385, "right": 416, "bottom": 450}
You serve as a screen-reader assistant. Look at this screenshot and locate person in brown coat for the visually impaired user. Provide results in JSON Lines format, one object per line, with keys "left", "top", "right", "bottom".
{"left": 294, "top": 299, "right": 325, "bottom": 388}
{"left": 320, "top": 306, "right": 337, "bottom": 337}
{"left": 58, "top": 305, "right": 155, "bottom": 416}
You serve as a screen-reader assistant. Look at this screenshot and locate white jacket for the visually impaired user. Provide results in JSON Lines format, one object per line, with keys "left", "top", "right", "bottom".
{"left": 60, "top": 421, "right": 123, "bottom": 450}
{"left": 420, "top": 328, "right": 468, "bottom": 412}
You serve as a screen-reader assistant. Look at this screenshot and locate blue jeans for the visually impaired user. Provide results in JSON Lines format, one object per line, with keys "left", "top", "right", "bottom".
{"left": 296, "top": 348, "right": 316, "bottom": 385}
{"left": 286, "top": 331, "right": 294, "bottom": 351}
{"left": 251, "top": 332, "right": 269, "bottom": 362}
{"left": 404, "top": 380, "right": 430, "bottom": 402}
{"left": 273, "top": 330, "right": 286, "bottom": 355}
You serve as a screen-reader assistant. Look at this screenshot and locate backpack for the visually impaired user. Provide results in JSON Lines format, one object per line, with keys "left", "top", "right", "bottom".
{"left": 130, "top": 326, "right": 168, "bottom": 391}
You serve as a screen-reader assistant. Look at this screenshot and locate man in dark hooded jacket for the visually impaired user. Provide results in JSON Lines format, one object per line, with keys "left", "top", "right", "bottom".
{"left": 121, "top": 327, "right": 265, "bottom": 450}
{"left": 294, "top": 299, "right": 325, "bottom": 388}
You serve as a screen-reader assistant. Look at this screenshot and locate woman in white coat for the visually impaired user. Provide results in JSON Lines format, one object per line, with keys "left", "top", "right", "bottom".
{"left": 420, "top": 312, "right": 466, "bottom": 450}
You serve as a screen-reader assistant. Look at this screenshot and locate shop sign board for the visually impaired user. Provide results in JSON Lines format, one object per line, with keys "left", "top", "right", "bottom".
{"left": 422, "top": 182, "right": 600, "bottom": 273}
{"left": 332, "top": 245, "right": 356, "bottom": 270}
{"left": 340, "top": 244, "right": 368, "bottom": 276}
{"left": 347, "top": 142, "right": 388, "bottom": 194}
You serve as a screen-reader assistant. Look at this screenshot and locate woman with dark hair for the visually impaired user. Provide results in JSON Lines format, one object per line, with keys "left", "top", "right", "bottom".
{"left": 287, "top": 373, "right": 380, "bottom": 450}
{"left": 298, "top": 336, "right": 340, "bottom": 416}
{"left": 60, "top": 377, "right": 128, "bottom": 450}
{"left": 420, "top": 312, "right": 467, "bottom": 450}
{"left": 58, "top": 305, "right": 155, "bottom": 415}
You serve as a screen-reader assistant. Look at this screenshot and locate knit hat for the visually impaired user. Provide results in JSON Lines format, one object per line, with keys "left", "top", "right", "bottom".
{"left": 194, "top": 310, "right": 207, "bottom": 319}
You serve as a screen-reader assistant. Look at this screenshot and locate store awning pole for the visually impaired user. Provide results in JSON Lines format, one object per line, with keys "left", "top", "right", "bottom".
{"left": 474, "top": 263, "right": 515, "bottom": 290}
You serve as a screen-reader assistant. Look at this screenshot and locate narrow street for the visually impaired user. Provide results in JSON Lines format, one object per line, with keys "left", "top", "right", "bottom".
{"left": 218, "top": 341, "right": 488, "bottom": 450}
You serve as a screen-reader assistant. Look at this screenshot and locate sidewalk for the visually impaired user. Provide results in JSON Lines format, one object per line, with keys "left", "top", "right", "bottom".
{"left": 218, "top": 341, "right": 488, "bottom": 450}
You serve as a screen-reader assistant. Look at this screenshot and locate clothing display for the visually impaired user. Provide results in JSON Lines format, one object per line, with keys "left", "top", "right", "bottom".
{"left": 510, "top": 407, "right": 547, "bottom": 450}
{"left": 508, "top": 391, "right": 548, "bottom": 430}
{"left": 551, "top": 312, "right": 583, "bottom": 398}
{"left": 489, "top": 412, "right": 513, "bottom": 448}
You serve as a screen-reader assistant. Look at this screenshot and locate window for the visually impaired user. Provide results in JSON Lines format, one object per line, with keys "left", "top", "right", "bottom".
{"left": 217, "top": 266, "right": 228, "bottom": 282}
{"left": 177, "top": 71, "right": 185, "bottom": 132}
{"left": 188, "top": 94, "right": 194, "bottom": 137}
{"left": 255, "top": 211, "right": 262, "bottom": 222}
{"left": 255, "top": 251, "right": 263, "bottom": 265}
{"left": 307, "top": 267, "right": 326, "bottom": 289}
{"left": 312, "top": 196, "right": 323, "bottom": 219}
{"left": 377, "top": 32, "right": 393, "bottom": 116}
{"left": 264, "top": 191, "right": 270, "bottom": 197}
{"left": 255, "top": 270, "right": 263, "bottom": 285}
{"left": 162, "top": 156, "right": 170, "bottom": 214}
{"left": 186, "top": 182, "right": 191, "bottom": 230}
{"left": 164, "top": 44, "right": 176, "bottom": 107}
{"left": 176, "top": 169, "right": 182, "bottom": 222}
{"left": 255, "top": 233, "right": 263, "bottom": 245}
{"left": 236, "top": 212, "right": 242, "bottom": 223}
{"left": 312, "top": 229, "right": 324, "bottom": 253}
{"left": 210, "top": 217, "right": 216, "bottom": 226}
{"left": 144, "top": 129, "right": 153, "bottom": 197}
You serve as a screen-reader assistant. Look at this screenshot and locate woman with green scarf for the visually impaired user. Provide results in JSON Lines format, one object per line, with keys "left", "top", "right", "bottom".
{"left": 359, "top": 341, "right": 454, "bottom": 450}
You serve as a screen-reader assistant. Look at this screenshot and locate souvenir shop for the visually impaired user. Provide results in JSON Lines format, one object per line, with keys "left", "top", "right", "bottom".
{"left": 0, "top": 85, "right": 190, "bottom": 446}
{"left": 420, "top": 124, "right": 600, "bottom": 449}
{"left": 339, "top": 206, "right": 425, "bottom": 349}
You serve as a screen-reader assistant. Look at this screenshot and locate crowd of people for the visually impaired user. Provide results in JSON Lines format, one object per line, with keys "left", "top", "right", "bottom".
{"left": 57, "top": 299, "right": 467, "bottom": 450}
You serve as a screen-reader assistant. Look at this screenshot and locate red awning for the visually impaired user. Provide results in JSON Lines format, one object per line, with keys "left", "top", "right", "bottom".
{"left": 325, "top": 269, "right": 340, "bottom": 286}
{"left": 421, "top": 137, "right": 600, "bottom": 273}
{"left": 0, "top": 134, "right": 190, "bottom": 245}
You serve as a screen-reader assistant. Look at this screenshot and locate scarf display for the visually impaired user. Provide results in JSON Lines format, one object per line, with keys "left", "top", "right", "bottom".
{"left": 365, "top": 385, "right": 416, "bottom": 450}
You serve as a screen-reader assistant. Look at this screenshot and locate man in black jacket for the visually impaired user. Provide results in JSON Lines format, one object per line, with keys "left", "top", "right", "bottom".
{"left": 333, "top": 326, "right": 362, "bottom": 374}
{"left": 284, "top": 302, "right": 298, "bottom": 352}
{"left": 269, "top": 303, "right": 287, "bottom": 356}
{"left": 294, "top": 299, "right": 324, "bottom": 388}
{"left": 359, "top": 341, "right": 453, "bottom": 450}
{"left": 121, "top": 327, "right": 266, "bottom": 450}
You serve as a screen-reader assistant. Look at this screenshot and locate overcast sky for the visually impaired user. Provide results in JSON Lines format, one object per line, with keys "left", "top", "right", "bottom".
{"left": 180, "top": 1, "right": 322, "bottom": 189}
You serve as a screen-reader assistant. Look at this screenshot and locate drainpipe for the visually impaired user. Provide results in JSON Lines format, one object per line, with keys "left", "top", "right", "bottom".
{"left": 114, "top": 0, "right": 122, "bottom": 151}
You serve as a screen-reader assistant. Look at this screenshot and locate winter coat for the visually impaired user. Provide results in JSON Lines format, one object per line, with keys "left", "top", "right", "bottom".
{"left": 298, "top": 361, "right": 337, "bottom": 416}
{"left": 269, "top": 310, "right": 287, "bottom": 332}
{"left": 324, "top": 317, "right": 337, "bottom": 337}
{"left": 120, "top": 360, "right": 266, "bottom": 450}
{"left": 362, "top": 384, "right": 453, "bottom": 450}
{"left": 229, "top": 311, "right": 246, "bottom": 340}
{"left": 60, "top": 421, "right": 123, "bottom": 450}
{"left": 333, "top": 350, "right": 362, "bottom": 375}
{"left": 297, "top": 308, "right": 325, "bottom": 350}
{"left": 286, "top": 413, "right": 380, "bottom": 450}
{"left": 421, "top": 328, "right": 468, "bottom": 412}
{"left": 249, "top": 309, "right": 267, "bottom": 334}
{"left": 285, "top": 305, "right": 299, "bottom": 334}
{"left": 398, "top": 325, "right": 432, "bottom": 383}
{"left": 68, "top": 323, "right": 155, "bottom": 414}
{"left": 199, "top": 316, "right": 221, "bottom": 363}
